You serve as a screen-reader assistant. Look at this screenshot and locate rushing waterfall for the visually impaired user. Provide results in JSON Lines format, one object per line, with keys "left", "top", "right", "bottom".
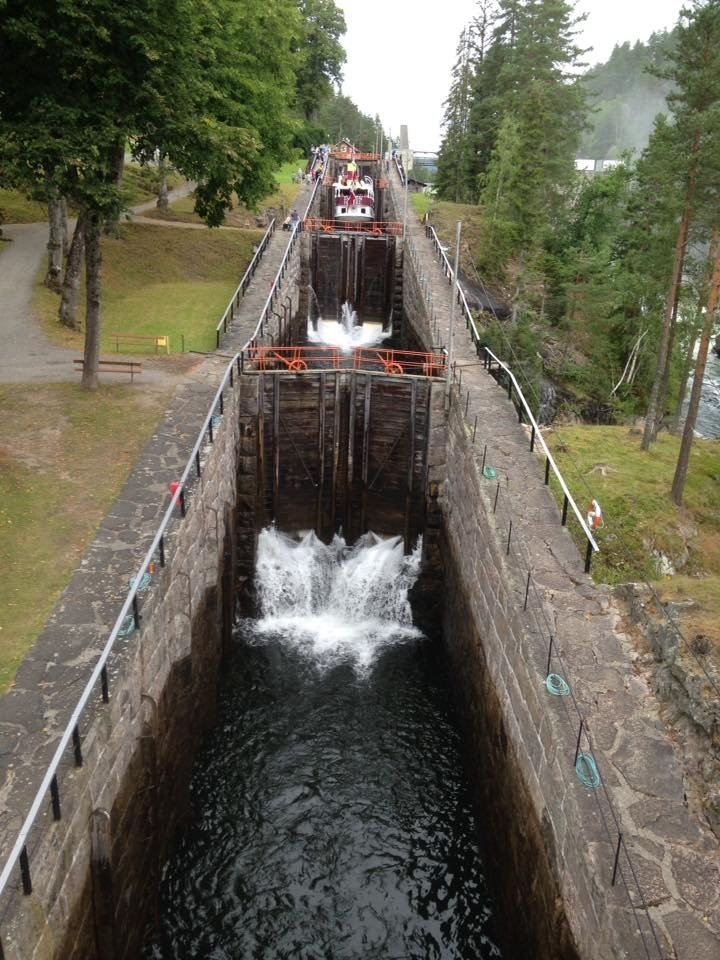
{"left": 252, "top": 527, "right": 422, "bottom": 669}
{"left": 307, "top": 300, "right": 391, "bottom": 351}
{"left": 143, "top": 527, "right": 501, "bottom": 959}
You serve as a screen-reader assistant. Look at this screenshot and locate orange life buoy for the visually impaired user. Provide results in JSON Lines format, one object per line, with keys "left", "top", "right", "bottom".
{"left": 586, "top": 499, "right": 603, "bottom": 531}
{"left": 288, "top": 358, "right": 308, "bottom": 372}
{"left": 386, "top": 361, "right": 404, "bottom": 375}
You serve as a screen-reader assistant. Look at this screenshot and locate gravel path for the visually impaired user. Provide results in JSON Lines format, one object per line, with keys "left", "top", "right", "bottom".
{"left": 0, "top": 184, "right": 197, "bottom": 385}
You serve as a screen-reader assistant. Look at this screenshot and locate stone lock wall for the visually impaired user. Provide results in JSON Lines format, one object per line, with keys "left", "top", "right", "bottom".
{"left": 441, "top": 400, "right": 584, "bottom": 959}
{"left": 1, "top": 374, "right": 259, "bottom": 960}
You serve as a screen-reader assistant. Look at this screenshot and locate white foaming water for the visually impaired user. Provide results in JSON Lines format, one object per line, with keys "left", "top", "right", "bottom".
{"left": 253, "top": 527, "right": 422, "bottom": 668}
{"left": 307, "top": 301, "right": 391, "bottom": 352}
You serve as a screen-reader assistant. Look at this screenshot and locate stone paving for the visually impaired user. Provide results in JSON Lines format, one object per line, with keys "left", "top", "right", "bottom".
{"left": 389, "top": 167, "right": 720, "bottom": 959}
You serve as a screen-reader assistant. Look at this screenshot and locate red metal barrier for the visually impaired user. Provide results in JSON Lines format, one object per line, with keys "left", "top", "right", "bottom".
{"left": 244, "top": 345, "right": 447, "bottom": 378}
{"left": 332, "top": 152, "right": 380, "bottom": 161}
{"left": 304, "top": 219, "right": 403, "bottom": 236}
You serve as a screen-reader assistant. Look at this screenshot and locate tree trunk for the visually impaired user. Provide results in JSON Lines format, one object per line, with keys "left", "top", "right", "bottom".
{"left": 671, "top": 304, "right": 703, "bottom": 433}
{"left": 59, "top": 213, "right": 86, "bottom": 331}
{"left": 60, "top": 197, "right": 69, "bottom": 259}
{"left": 670, "top": 229, "right": 720, "bottom": 505}
{"left": 81, "top": 213, "right": 103, "bottom": 390}
{"left": 45, "top": 191, "right": 65, "bottom": 291}
{"left": 642, "top": 129, "right": 702, "bottom": 450}
{"left": 156, "top": 153, "right": 169, "bottom": 210}
{"left": 651, "top": 308, "right": 679, "bottom": 438}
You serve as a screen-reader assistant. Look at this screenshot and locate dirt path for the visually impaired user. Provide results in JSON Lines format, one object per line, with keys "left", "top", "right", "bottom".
{"left": 0, "top": 184, "right": 200, "bottom": 385}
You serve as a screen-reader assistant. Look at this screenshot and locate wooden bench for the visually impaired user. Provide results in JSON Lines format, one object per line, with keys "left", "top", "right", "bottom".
{"left": 74, "top": 358, "right": 143, "bottom": 381}
{"left": 109, "top": 333, "right": 170, "bottom": 354}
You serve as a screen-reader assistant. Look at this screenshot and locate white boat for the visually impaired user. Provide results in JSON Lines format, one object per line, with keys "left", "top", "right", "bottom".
{"left": 333, "top": 174, "right": 375, "bottom": 225}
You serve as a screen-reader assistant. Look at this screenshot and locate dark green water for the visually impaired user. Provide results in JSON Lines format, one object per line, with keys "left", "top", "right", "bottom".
{"left": 143, "top": 624, "right": 502, "bottom": 959}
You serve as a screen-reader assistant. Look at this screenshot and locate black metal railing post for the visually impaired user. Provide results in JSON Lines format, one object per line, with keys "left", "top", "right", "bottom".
{"left": 50, "top": 774, "right": 61, "bottom": 821}
{"left": 72, "top": 725, "right": 83, "bottom": 767}
{"left": 611, "top": 833, "right": 623, "bottom": 886}
{"left": 574, "top": 718, "right": 584, "bottom": 766}
{"left": 19, "top": 846, "right": 32, "bottom": 895}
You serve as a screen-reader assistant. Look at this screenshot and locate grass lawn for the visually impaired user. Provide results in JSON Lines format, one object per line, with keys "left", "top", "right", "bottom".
{"left": 0, "top": 188, "right": 48, "bottom": 224}
{"left": 0, "top": 163, "right": 182, "bottom": 227}
{"left": 142, "top": 159, "right": 304, "bottom": 228}
{"left": 0, "top": 383, "right": 174, "bottom": 692}
{"left": 36, "top": 222, "right": 263, "bottom": 354}
{"left": 121, "top": 163, "right": 183, "bottom": 209}
{"left": 545, "top": 424, "right": 720, "bottom": 661}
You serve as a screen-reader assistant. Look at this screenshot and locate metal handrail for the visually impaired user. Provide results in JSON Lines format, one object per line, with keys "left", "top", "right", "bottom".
{"left": 0, "top": 350, "right": 241, "bottom": 904}
{"left": 0, "top": 176, "right": 325, "bottom": 918}
{"left": 481, "top": 347, "right": 599, "bottom": 555}
{"left": 215, "top": 218, "right": 276, "bottom": 347}
{"left": 423, "top": 223, "right": 598, "bottom": 568}
{"left": 243, "top": 175, "right": 322, "bottom": 353}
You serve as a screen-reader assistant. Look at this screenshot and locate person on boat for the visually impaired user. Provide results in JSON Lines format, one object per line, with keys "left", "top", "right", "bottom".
{"left": 347, "top": 159, "right": 358, "bottom": 182}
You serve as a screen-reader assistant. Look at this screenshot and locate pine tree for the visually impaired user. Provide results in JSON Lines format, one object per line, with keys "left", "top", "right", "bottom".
{"left": 671, "top": 229, "right": 720, "bottom": 504}
{"left": 479, "top": 0, "right": 588, "bottom": 260}
{"left": 436, "top": 26, "right": 478, "bottom": 202}
{"left": 641, "top": 0, "right": 720, "bottom": 447}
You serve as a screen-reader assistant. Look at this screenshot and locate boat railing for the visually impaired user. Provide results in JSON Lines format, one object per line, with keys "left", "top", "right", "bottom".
{"left": 304, "top": 218, "right": 402, "bottom": 236}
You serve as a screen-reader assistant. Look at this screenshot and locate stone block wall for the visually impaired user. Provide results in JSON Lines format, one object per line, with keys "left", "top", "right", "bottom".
{"left": 441, "top": 397, "right": 628, "bottom": 960}
{"left": 1, "top": 374, "right": 259, "bottom": 960}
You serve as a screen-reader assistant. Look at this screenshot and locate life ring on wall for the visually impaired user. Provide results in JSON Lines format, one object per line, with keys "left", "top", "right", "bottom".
{"left": 288, "top": 358, "right": 309, "bottom": 372}
{"left": 586, "top": 499, "right": 603, "bottom": 531}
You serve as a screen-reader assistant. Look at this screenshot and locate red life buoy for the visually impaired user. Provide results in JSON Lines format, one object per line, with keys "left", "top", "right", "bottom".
{"left": 586, "top": 499, "right": 603, "bottom": 531}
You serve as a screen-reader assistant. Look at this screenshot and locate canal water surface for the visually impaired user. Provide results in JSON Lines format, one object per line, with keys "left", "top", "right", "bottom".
{"left": 143, "top": 530, "right": 502, "bottom": 959}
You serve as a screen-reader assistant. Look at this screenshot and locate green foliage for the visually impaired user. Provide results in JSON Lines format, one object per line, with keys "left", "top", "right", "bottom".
{"left": 314, "top": 93, "right": 384, "bottom": 151}
{"left": 580, "top": 31, "right": 677, "bottom": 157}
{"left": 293, "top": 0, "right": 346, "bottom": 122}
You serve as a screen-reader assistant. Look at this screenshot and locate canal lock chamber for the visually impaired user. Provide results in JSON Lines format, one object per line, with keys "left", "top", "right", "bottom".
{"left": 36, "top": 220, "right": 579, "bottom": 960}
{"left": 130, "top": 361, "right": 580, "bottom": 960}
